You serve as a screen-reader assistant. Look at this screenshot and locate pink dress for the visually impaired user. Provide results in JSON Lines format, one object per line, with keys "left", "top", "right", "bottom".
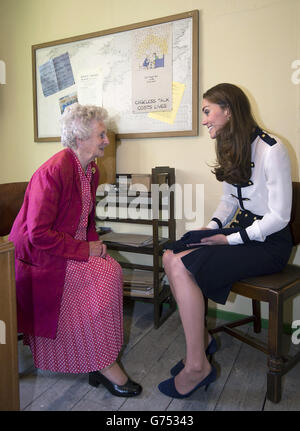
{"left": 23, "top": 154, "right": 123, "bottom": 373}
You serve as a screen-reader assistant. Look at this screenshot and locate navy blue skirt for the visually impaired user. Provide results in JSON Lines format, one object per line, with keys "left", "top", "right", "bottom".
{"left": 168, "top": 211, "right": 293, "bottom": 304}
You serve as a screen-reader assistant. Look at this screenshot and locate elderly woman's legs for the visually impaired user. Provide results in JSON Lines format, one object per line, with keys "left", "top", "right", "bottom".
{"left": 162, "top": 250, "right": 212, "bottom": 394}
{"left": 100, "top": 362, "right": 128, "bottom": 384}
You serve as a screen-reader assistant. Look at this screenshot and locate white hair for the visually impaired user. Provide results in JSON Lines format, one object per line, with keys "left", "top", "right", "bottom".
{"left": 60, "top": 103, "right": 108, "bottom": 149}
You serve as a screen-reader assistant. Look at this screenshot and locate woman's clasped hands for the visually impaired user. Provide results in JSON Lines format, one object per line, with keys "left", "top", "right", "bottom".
{"left": 190, "top": 227, "right": 228, "bottom": 246}
{"left": 89, "top": 240, "right": 107, "bottom": 257}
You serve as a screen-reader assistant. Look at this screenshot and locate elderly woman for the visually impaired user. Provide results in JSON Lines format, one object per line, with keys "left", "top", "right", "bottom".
{"left": 9, "top": 103, "right": 142, "bottom": 397}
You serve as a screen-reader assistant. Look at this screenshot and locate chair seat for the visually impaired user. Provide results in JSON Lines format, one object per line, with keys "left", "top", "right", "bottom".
{"left": 238, "top": 264, "right": 300, "bottom": 291}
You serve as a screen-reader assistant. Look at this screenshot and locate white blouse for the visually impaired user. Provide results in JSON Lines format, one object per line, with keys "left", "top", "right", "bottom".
{"left": 206, "top": 129, "right": 292, "bottom": 245}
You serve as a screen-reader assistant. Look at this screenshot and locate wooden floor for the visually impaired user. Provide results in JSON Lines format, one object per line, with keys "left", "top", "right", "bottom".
{"left": 18, "top": 300, "right": 300, "bottom": 411}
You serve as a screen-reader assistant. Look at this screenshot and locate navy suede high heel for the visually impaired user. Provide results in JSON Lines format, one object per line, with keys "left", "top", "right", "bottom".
{"left": 170, "top": 336, "right": 217, "bottom": 376}
{"left": 206, "top": 336, "right": 218, "bottom": 362}
{"left": 158, "top": 365, "right": 217, "bottom": 399}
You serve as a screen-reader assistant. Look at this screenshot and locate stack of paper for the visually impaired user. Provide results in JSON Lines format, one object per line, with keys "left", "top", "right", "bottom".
{"left": 101, "top": 232, "right": 153, "bottom": 247}
{"left": 122, "top": 269, "right": 164, "bottom": 297}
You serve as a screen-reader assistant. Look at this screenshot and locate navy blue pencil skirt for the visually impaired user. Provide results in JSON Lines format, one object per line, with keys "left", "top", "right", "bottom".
{"left": 179, "top": 211, "right": 293, "bottom": 304}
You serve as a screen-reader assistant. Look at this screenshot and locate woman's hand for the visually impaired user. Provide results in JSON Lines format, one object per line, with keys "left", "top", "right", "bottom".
{"left": 200, "top": 234, "right": 228, "bottom": 245}
{"left": 89, "top": 240, "right": 107, "bottom": 257}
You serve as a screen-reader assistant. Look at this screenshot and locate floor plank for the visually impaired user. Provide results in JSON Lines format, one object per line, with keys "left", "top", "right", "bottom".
{"left": 23, "top": 372, "right": 90, "bottom": 411}
{"left": 215, "top": 330, "right": 267, "bottom": 411}
{"left": 120, "top": 316, "right": 184, "bottom": 411}
{"left": 169, "top": 330, "right": 244, "bottom": 411}
{"left": 17, "top": 302, "right": 300, "bottom": 411}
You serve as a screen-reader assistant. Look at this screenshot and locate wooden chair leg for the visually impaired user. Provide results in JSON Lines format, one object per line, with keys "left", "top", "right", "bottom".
{"left": 252, "top": 299, "right": 261, "bottom": 333}
{"left": 267, "top": 295, "right": 284, "bottom": 403}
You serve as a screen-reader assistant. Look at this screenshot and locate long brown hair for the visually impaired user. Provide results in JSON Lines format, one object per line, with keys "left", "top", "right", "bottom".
{"left": 203, "top": 83, "right": 257, "bottom": 184}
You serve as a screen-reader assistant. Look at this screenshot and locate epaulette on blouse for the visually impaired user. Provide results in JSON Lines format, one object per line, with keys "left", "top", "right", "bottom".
{"left": 258, "top": 129, "right": 277, "bottom": 146}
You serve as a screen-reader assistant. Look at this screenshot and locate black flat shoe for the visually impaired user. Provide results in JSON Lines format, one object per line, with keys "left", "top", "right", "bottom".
{"left": 88, "top": 371, "right": 142, "bottom": 397}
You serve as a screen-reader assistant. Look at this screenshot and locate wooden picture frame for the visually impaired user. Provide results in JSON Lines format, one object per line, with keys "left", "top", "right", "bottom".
{"left": 96, "top": 131, "right": 116, "bottom": 185}
{"left": 32, "top": 10, "right": 199, "bottom": 142}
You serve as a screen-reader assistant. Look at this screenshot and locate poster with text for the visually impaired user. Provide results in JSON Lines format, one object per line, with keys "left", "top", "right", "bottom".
{"left": 132, "top": 23, "right": 173, "bottom": 114}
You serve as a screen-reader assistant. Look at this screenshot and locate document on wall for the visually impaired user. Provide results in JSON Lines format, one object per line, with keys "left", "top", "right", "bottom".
{"left": 148, "top": 81, "right": 185, "bottom": 124}
{"left": 77, "top": 67, "right": 103, "bottom": 106}
{"left": 39, "top": 52, "right": 75, "bottom": 97}
{"left": 59, "top": 92, "right": 78, "bottom": 114}
{"left": 132, "top": 23, "right": 173, "bottom": 113}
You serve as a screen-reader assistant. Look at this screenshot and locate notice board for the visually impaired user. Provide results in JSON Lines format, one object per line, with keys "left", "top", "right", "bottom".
{"left": 32, "top": 10, "right": 199, "bottom": 141}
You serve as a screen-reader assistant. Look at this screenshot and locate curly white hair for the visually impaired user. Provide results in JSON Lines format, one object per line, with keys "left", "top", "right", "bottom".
{"left": 60, "top": 103, "right": 108, "bottom": 148}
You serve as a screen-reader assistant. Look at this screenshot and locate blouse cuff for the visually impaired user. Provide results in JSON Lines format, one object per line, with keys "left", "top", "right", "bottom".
{"left": 211, "top": 217, "right": 223, "bottom": 229}
{"left": 206, "top": 219, "right": 220, "bottom": 229}
{"left": 226, "top": 232, "right": 243, "bottom": 245}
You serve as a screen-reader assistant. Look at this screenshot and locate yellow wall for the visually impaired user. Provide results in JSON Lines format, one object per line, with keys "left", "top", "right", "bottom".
{"left": 1, "top": 0, "right": 300, "bottom": 319}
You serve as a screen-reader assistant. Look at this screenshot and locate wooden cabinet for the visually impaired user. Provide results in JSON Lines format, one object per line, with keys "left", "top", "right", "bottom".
{"left": 96, "top": 166, "right": 176, "bottom": 328}
{"left": 0, "top": 241, "right": 20, "bottom": 411}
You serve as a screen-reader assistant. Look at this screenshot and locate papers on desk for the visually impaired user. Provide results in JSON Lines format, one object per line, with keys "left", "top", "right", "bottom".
{"left": 122, "top": 269, "right": 164, "bottom": 297}
{"left": 100, "top": 232, "right": 154, "bottom": 247}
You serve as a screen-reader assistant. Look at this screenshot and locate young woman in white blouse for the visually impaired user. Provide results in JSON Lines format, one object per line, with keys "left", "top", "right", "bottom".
{"left": 158, "top": 83, "right": 293, "bottom": 399}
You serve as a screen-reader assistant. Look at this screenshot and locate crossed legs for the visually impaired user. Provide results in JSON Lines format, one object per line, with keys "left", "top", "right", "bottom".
{"left": 162, "top": 249, "right": 212, "bottom": 394}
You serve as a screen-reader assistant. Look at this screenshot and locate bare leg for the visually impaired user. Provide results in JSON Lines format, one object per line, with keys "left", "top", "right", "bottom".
{"left": 163, "top": 250, "right": 212, "bottom": 394}
{"left": 166, "top": 250, "right": 212, "bottom": 359}
{"left": 100, "top": 362, "right": 128, "bottom": 385}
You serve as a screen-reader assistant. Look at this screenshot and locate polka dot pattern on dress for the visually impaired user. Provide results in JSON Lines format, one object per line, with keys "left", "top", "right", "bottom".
{"left": 24, "top": 153, "right": 123, "bottom": 373}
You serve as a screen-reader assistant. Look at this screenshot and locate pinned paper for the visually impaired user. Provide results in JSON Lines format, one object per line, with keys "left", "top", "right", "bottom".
{"left": 148, "top": 81, "right": 185, "bottom": 124}
{"left": 77, "top": 67, "right": 103, "bottom": 106}
{"left": 132, "top": 23, "right": 173, "bottom": 113}
{"left": 59, "top": 92, "right": 78, "bottom": 113}
{"left": 39, "top": 52, "right": 75, "bottom": 97}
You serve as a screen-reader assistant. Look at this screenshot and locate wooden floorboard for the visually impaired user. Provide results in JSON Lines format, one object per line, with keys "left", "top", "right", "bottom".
{"left": 214, "top": 330, "right": 267, "bottom": 411}
{"left": 18, "top": 301, "right": 300, "bottom": 411}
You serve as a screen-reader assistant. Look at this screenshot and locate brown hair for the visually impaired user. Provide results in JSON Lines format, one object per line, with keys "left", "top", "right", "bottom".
{"left": 203, "top": 83, "right": 257, "bottom": 184}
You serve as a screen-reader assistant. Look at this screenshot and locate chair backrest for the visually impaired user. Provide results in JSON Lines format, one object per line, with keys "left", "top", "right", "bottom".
{"left": 0, "top": 182, "right": 28, "bottom": 236}
{"left": 290, "top": 182, "right": 300, "bottom": 246}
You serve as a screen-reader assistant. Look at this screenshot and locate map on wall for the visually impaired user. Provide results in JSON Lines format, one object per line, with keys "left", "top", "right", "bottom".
{"left": 32, "top": 11, "right": 198, "bottom": 141}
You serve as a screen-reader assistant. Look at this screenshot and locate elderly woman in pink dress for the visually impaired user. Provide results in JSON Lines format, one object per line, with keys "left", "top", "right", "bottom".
{"left": 9, "top": 103, "right": 142, "bottom": 397}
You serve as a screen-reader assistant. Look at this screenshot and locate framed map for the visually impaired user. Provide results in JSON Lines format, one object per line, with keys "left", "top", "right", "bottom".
{"left": 32, "top": 10, "right": 199, "bottom": 141}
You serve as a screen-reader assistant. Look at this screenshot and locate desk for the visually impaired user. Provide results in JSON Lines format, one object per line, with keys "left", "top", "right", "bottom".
{"left": 0, "top": 241, "right": 20, "bottom": 411}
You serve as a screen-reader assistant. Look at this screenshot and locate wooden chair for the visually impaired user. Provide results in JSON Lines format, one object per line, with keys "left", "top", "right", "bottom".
{"left": 0, "top": 182, "right": 28, "bottom": 237}
{"left": 0, "top": 182, "right": 28, "bottom": 411}
{"left": 0, "top": 182, "right": 28, "bottom": 342}
{"left": 209, "top": 181, "right": 300, "bottom": 403}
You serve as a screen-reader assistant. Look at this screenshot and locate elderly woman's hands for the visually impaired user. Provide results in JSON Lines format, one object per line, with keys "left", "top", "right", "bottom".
{"left": 89, "top": 240, "right": 107, "bottom": 257}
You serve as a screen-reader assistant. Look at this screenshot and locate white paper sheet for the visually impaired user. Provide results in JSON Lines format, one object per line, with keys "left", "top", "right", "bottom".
{"left": 77, "top": 67, "right": 103, "bottom": 106}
